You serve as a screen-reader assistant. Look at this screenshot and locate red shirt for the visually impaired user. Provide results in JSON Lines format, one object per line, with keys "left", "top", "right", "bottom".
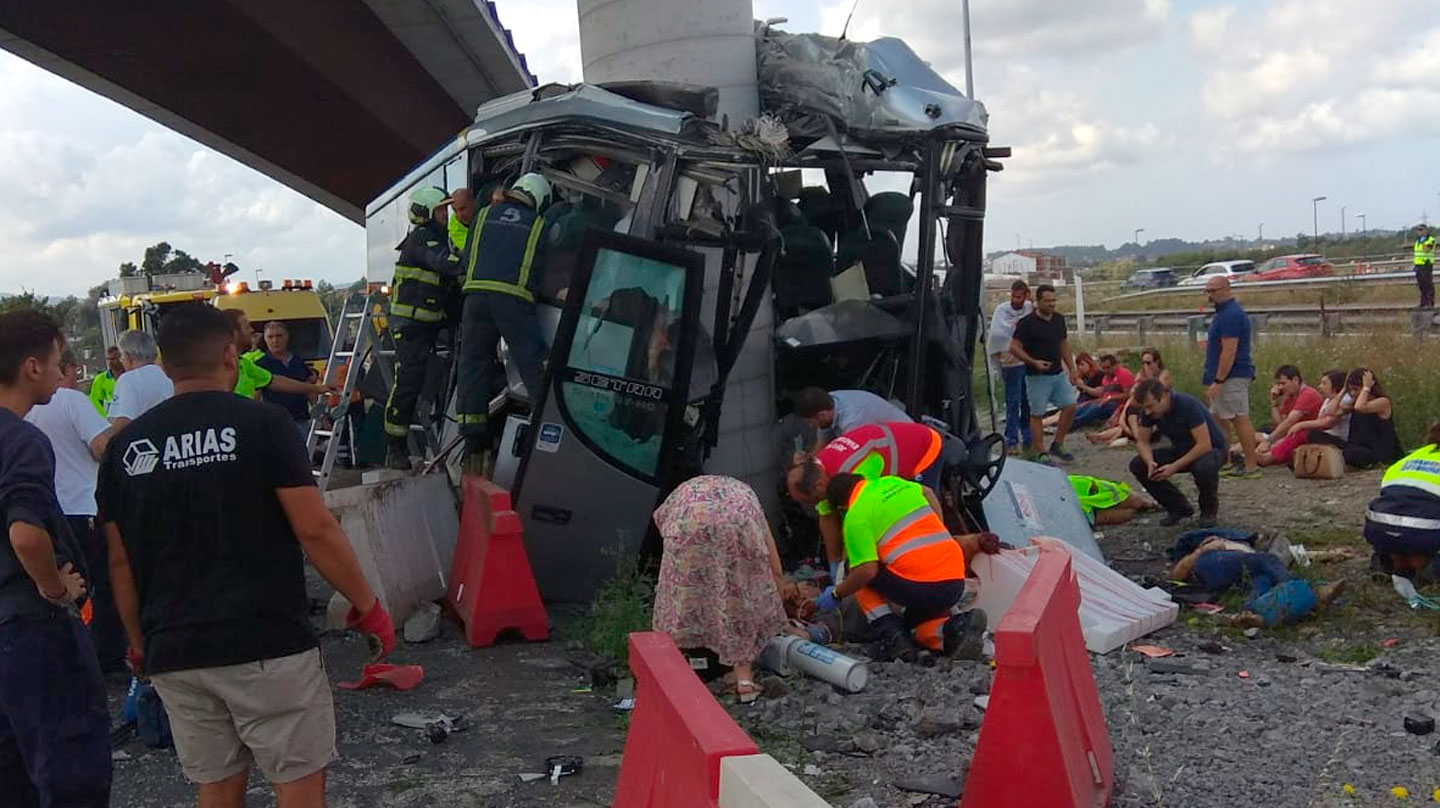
{"left": 815, "top": 423, "right": 942, "bottom": 515}
{"left": 1280, "top": 384, "right": 1323, "bottom": 420}
{"left": 1100, "top": 366, "right": 1135, "bottom": 401}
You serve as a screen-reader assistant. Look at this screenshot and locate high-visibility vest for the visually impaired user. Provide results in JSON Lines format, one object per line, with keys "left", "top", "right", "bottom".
{"left": 1381, "top": 444, "right": 1440, "bottom": 499}
{"left": 843, "top": 476, "right": 965, "bottom": 582}
{"left": 1416, "top": 235, "right": 1436, "bottom": 266}
{"left": 88, "top": 370, "right": 116, "bottom": 416}
{"left": 448, "top": 216, "right": 470, "bottom": 253}
{"left": 460, "top": 202, "right": 547, "bottom": 302}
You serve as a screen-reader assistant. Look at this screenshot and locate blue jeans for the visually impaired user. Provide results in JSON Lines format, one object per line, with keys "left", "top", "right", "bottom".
{"left": 999, "top": 365, "right": 1032, "bottom": 447}
{"left": 0, "top": 613, "right": 111, "bottom": 807}
{"left": 1073, "top": 400, "right": 1118, "bottom": 427}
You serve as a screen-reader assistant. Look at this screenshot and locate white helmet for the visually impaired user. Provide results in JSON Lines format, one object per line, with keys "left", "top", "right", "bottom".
{"left": 408, "top": 186, "right": 448, "bottom": 225}
{"left": 511, "top": 173, "right": 552, "bottom": 211}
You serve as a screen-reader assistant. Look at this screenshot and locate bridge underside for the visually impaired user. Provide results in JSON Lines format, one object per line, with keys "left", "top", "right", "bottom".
{"left": 0, "top": 0, "right": 534, "bottom": 222}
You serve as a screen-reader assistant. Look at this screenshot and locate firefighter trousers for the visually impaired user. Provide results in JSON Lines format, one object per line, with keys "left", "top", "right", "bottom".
{"left": 457, "top": 292, "right": 547, "bottom": 440}
{"left": 384, "top": 319, "right": 443, "bottom": 439}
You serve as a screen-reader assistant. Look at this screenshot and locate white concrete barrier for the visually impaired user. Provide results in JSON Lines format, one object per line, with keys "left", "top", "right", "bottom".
{"left": 324, "top": 473, "right": 458, "bottom": 624}
{"left": 718, "top": 754, "right": 831, "bottom": 808}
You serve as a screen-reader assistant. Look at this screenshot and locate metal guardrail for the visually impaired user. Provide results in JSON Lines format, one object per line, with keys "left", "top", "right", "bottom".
{"left": 1086, "top": 304, "right": 1438, "bottom": 342}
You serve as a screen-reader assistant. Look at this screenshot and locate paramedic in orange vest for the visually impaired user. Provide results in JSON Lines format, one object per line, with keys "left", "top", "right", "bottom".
{"left": 786, "top": 422, "right": 946, "bottom": 580}
{"left": 813, "top": 473, "right": 988, "bottom": 661}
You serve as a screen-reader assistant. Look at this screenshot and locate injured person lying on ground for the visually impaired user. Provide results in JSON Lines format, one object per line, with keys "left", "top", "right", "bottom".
{"left": 810, "top": 473, "right": 996, "bottom": 662}
{"left": 1167, "top": 527, "right": 1345, "bottom": 629}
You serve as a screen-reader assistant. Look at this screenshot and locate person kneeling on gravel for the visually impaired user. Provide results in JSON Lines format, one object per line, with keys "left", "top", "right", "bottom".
{"left": 811, "top": 473, "right": 991, "bottom": 662}
{"left": 1170, "top": 534, "right": 1344, "bottom": 628}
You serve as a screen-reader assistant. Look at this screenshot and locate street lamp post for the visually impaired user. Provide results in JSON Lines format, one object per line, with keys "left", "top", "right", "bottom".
{"left": 1357, "top": 213, "right": 1366, "bottom": 239}
{"left": 1258, "top": 222, "right": 1264, "bottom": 242}
{"left": 1311, "top": 196, "right": 1327, "bottom": 244}
{"left": 1341, "top": 206, "right": 1347, "bottom": 240}
{"left": 1134, "top": 227, "right": 1145, "bottom": 247}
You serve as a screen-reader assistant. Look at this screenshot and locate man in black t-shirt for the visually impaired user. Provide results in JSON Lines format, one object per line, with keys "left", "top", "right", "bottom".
{"left": 1128, "top": 378, "right": 1228, "bottom": 527}
{"left": 1009, "top": 284, "right": 1079, "bottom": 464}
{"left": 97, "top": 303, "right": 394, "bottom": 806}
{"left": 0, "top": 310, "right": 110, "bottom": 807}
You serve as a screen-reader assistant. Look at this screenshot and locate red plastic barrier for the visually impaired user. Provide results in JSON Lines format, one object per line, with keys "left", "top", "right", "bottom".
{"left": 961, "top": 548, "right": 1114, "bottom": 808}
{"left": 613, "top": 632, "right": 760, "bottom": 807}
{"left": 446, "top": 474, "right": 549, "bottom": 647}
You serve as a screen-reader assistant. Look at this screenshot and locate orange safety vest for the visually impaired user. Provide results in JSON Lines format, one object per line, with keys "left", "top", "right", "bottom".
{"left": 844, "top": 476, "right": 965, "bottom": 583}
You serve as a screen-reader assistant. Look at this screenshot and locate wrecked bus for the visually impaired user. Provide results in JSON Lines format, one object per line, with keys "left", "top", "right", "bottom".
{"left": 361, "top": 26, "right": 1007, "bottom": 601}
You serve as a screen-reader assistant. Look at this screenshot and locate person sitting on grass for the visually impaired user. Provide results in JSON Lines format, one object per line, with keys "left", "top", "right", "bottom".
{"left": 1256, "top": 369, "right": 1351, "bottom": 467}
{"left": 1332, "top": 368, "right": 1401, "bottom": 470}
{"left": 1257, "top": 365, "right": 1323, "bottom": 451}
{"left": 1365, "top": 421, "right": 1440, "bottom": 584}
{"left": 1072, "top": 353, "right": 1104, "bottom": 403}
{"left": 1070, "top": 475, "right": 1157, "bottom": 526}
{"left": 1071, "top": 354, "right": 1135, "bottom": 428}
{"left": 1088, "top": 348, "right": 1170, "bottom": 448}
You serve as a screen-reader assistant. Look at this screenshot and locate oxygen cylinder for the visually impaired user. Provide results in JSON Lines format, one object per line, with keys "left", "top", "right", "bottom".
{"left": 760, "top": 635, "right": 869, "bottom": 693}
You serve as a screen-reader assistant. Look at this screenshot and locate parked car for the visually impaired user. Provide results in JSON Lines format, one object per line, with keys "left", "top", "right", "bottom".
{"left": 1238, "top": 254, "right": 1334, "bottom": 282}
{"left": 1178, "top": 259, "right": 1256, "bottom": 286}
{"left": 1122, "top": 267, "right": 1178, "bottom": 290}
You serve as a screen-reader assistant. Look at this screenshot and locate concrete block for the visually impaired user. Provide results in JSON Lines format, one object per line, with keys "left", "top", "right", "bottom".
{"left": 718, "top": 754, "right": 831, "bottom": 808}
{"left": 324, "top": 473, "right": 459, "bottom": 625}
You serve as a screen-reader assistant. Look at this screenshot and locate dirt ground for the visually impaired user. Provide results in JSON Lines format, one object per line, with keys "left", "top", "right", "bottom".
{"left": 108, "top": 438, "right": 1440, "bottom": 807}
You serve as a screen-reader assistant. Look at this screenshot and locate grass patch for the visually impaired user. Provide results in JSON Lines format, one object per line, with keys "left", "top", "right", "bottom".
{"left": 572, "top": 556, "right": 654, "bottom": 665}
{"left": 1315, "top": 643, "right": 1381, "bottom": 665}
{"left": 1066, "top": 332, "right": 1440, "bottom": 450}
{"left": 387, "top": 776, "right": 423, "bottom": 794}
{"left": 809, "top": 773, "right": 855, "bottom": 800}
{"left": 1288, "top": 526, "right": 1359, "bottom": 549}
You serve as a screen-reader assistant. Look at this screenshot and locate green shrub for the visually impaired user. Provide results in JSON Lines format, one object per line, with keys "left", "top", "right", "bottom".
{"left": 576, "top": 556, "right": 655, "bottom": 664}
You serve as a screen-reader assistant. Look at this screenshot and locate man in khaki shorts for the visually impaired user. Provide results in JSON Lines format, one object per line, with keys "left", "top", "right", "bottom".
{"left": 97, "top": 303, "right": 394, "bottom": 807}
{"left": 1202, "top": 277, "right": 1261, "bottom": 479}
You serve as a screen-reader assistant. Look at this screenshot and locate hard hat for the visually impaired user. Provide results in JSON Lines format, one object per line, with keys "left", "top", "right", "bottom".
{"left": 511, "top": 173, "right": 552, "bottom": 211}
{"left": 408, "top": 186, "right": 448, "bottom": 225}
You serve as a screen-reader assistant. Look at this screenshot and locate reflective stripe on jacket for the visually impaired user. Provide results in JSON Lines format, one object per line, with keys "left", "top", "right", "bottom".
{"left": 460, "top": 202, "right": 546, "bottom": 302}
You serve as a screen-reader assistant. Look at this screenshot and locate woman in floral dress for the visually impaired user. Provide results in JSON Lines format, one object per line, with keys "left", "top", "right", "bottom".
{"left": 652, "top": 476, "right": 787, "bottom": 703}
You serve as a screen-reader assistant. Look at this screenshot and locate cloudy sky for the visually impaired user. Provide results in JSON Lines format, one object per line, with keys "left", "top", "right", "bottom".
{"left": 1, "top": 0, "right": 1436, "bottom": 296}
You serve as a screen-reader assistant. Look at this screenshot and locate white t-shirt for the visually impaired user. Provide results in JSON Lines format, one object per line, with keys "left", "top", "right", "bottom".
{"left": 829, "top": 389, "right": 912, "bottom": 438}
{"left": 25, "top": 387, "right": 109, "bottom": 516}
{"left": 1322, "top": 392, "right": 1355, "bottom": 441}
{"left": 108, "top": 363, "right": 173, "bottom": 422}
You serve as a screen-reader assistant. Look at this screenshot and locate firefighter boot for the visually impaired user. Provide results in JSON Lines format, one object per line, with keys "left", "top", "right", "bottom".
{"left": 385, "top": 437, "right": 413, "bottom": 471}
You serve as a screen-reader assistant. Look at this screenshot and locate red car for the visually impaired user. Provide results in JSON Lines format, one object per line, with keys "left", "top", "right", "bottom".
{"left": 1238, "top": 254, "right": 1334, "bottom": 282}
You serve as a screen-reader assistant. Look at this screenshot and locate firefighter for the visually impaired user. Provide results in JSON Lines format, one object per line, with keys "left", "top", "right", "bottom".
{"left": 456, "top": 173, "right": 551, "bottom": 471}
{"left": 384, "top": 186, "right": 462, "bottom": 470}
{"left": 814, "top": 473, "right": 988, "bottom": 661}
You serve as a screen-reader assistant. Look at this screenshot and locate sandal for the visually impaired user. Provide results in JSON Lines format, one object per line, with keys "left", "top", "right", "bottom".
{"left": 736, "top": 679, "right": 760, "bottom": 704}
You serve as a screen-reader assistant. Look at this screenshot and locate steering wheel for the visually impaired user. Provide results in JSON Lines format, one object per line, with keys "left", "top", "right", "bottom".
{"left": 962, "top": 432, "right": 1007, "bottom": 501}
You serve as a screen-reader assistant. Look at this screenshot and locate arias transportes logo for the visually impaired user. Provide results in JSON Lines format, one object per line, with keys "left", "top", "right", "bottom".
{"left": 122, "top": 439, "right": 160, "bottom": 476}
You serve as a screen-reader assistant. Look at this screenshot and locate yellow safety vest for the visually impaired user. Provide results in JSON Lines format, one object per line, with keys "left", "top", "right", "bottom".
{"left": 1416, "top": 235, "right": 1436, "bottom": 266}
{"left": 1381, "top": 444, "right": 1440, "bottom": 499}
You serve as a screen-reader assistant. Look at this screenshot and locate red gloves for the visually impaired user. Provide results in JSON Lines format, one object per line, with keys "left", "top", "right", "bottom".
{"left": 126, "top": 645, "right": 146, "bottom": 678}
{"left": 346, "top": 600, "right": 395, "bottom": 660}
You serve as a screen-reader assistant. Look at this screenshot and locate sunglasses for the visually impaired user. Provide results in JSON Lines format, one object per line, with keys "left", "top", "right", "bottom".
{"left": 1142, "top": 359, "right": 1156, "bottom": 365}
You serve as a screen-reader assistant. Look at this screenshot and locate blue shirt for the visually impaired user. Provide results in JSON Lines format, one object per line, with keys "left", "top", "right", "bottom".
{"left": 0, "top": 409, "right": 82, "bottom": 622}
{"left": 1140, "top": 392, "right": 1228, "bottom": 457}
{"left": 1203, "top": 298, "right": 1254, "bottom": 384}
{"left": 256, "top": 352, "right": 313, "bottom": 422}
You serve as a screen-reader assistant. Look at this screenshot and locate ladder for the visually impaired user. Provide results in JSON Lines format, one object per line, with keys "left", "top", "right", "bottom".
{"left": 305, "top": 292, "right": 454, "bottom": 490}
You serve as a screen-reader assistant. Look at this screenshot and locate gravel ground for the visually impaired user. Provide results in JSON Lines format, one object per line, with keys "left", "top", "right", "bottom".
{"left": 723, "top": 437, "right": 1440, "bottom": 808}
{"left": 106, "top": 438, "right": 1440, "bottom": 807}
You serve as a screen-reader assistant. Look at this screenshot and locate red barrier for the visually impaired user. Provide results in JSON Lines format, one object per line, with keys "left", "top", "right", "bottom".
{"left": 446, "top": 474, "right": 549, "bottom": 647}
{"left": 961, "top": 548, "right": 1114, "bottom": 808}
{"left": 613, "top": 632, "right": 760, "bottom": 807}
